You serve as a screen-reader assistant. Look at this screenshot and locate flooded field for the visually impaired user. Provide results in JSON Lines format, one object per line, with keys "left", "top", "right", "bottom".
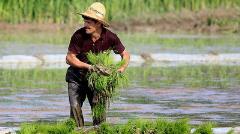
{"left": 0, "top": 65, "right": 240, "bottom": 128}
{"left": 1, "top": 34, "right": 240, "bottom": 56}
{"left": 0, "top": 86, "right": 239, "bottom": 127}
{"left": 0, "top": 34, "right": 240, "bottom": 130}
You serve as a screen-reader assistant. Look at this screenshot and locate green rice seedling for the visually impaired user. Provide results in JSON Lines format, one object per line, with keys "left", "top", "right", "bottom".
{"left": 227, "top": 129, "right": 234, "bottom": 134}
{"left": 127, "top": 65, "right": 240, "bottom": 89}
{"left": 96, "top": 122, "right": 116, "bottom": 134}
{"left": 1, "top": 28, "right": 240, "bottom": 52}
{"left": 86, "top": 50, "right": 128, "bottom": 118}
{"left": 92, "top": 100, "right": 107, "bottom": 120}
{"left": 0, "top": 68, "right": 66, "bottom": 90}
{"left": 18, "top": 118, "right": 215, "bottom": 134}
{"left": 149, "top": 118, "right": 190, "bottom": 134}
{"left": 1, "top": 65, "right": 239, "bottom": 91}
{"left": 95, "top": 118, "right": 191, "bottom": 134}
{"left": 193, "top": 122, "right": 215, "bottom": 134}
{"left": 18, "top": 118, "right": 77, "bottom": 134}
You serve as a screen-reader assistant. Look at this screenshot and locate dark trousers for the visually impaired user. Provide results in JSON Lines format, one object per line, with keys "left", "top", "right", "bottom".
{"left": 68, "top": 82, "right": 106, "bottom": 127}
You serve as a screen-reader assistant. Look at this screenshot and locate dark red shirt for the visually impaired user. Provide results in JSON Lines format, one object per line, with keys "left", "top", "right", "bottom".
{"left": 68, "top": 27, "right": 125, "bottom": 63}
{"left": 66, "top": 27, "right": 125, "bottom": 82}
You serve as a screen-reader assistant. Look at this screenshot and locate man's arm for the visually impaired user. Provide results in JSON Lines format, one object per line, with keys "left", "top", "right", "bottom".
{"left": 66, "top": 51, "right": 91, "bottom": 69}
{"left": 117, "top": 50, "right": 130, "bottom": 73}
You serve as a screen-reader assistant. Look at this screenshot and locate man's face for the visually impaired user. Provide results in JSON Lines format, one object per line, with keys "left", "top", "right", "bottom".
{"left": 83, "top": 19, "right": 100, "bottom": 34}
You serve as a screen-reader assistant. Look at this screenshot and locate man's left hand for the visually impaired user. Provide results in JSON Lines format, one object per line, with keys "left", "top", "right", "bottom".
{"left": 117, "top": 67, "right": 125, "bottom": 73}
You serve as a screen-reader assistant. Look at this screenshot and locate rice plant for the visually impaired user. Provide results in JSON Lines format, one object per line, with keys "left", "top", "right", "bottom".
{"left": 18, "top": 118, "right": 77, "bottom": 134}
{"left": 86, "top": 51, "right": 128, "bottom": 118}
{"left": 0, "top": 65, "right": 240, "bottom": 91}
{"left": 127, "top": 65, "right": 240, "bottom": 89}
{"left": 0, "top": 68, "right": 66, "bottom": 90}
{"left": 18, "top": 118, "right": 215, "bottom": 134}
{"left": 193, "top": 122, "right": 215, "bottom": 134}
{"left": 0, "top": 0, "right": 240, "bottom": 24}
{"left": 97, "top": 118, "right": 191, "bottom": 134}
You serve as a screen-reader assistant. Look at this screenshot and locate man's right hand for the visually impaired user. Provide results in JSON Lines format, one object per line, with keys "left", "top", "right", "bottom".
{"left": 88, "top": 65, "right": 111, "bottom": 76}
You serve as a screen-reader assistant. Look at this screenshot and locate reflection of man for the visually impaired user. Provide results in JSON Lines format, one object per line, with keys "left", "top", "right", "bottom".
{"left": 65, "top": 2, "right": 130, "bottom": 128}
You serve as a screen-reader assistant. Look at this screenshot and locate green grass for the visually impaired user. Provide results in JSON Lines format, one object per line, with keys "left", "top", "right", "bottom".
{"left": 121, "top": 33, "right": 240, "bottom": 51}
{"left": 18, "top": 118, "right": 77, "bottom": 134}
{"left": 193, "top": 122, "right": 215, "bottom": 134}
{"left": 97, "top": 118, "right": 190, "bottom": 134}
{"left": 0, "top": 65, "right": 240, "bottom": 91}
{"left": 1, "top": 31, "right": 240, "bottom": 52}
{"left": 18, "top": 118, "right": 215, "bottom": 134}
{"left": 1, "top": 0, "right": 240, "bottom": 24}
{"left": 128, "top": 65, "right": 240, "bottom": 89}
{"left": 0, "top": 68, "right": 66, "bottom": 90}
{"left": 0, "top": 30, "right": 71, "bottom": 45}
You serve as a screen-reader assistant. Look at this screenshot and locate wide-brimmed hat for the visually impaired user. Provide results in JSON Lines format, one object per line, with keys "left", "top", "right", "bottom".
{"left": 78, "top": 2, "right": 109, "bottom": 27}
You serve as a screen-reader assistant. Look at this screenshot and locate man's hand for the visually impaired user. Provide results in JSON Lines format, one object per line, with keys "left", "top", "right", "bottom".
{"left": 118, "top": 50, "right": 130, "bottom": 73}
{"left": 89, "top": 65, "right": 111, "bottom": 76}
{"left": 117, "top": 67, "right": 125, "bottom": 73}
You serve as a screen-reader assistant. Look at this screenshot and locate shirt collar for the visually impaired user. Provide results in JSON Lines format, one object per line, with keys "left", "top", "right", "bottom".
{"left": 99, "top": 28, "right": 106, "bottom": 40}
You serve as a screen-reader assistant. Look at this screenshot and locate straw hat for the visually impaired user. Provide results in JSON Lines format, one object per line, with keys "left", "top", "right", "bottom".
{"left": 79, "top": 2, "right": 109, "bottom": 27}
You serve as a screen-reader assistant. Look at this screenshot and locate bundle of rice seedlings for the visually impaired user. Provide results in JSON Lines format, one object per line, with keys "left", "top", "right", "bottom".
{"left": 18, "top": 119, "right": 77, "bottom": 134}
{"left": 86, "top": 50, "right": 128, "bottom": 118}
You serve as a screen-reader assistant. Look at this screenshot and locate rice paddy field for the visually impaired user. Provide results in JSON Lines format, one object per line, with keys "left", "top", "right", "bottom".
{"left": 1, "top": 0, "right": 240, "bottom": 133}
{"left": 0, "top": 65, "right": 240, "bottom": 129}
{"left": 1, "top": 0, "right": 240, "bottom": 24}
{"left": 0, "top": 65, "right": 240, "bottom": 90}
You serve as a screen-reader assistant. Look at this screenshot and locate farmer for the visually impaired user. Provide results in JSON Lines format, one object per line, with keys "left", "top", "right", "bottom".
{"left": 65, "top": 2, "right": 130, "bottom": 128}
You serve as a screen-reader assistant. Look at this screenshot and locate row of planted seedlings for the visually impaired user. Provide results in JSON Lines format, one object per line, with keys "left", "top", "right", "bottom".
{"left": 2, "top": 31, "right": 240, "bottom": 49}
{"left": 1, "top": 0, "right": 240, "bottom": 24}
{"left": 18, "top": 118, "right": 218, "bottom": 134}
{"left": 1, "top": 65, "right": 240, "bottom": 91}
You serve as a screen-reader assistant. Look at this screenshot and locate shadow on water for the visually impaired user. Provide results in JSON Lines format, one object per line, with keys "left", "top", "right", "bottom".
{"left": 0, "top": 87, "right": 239, "bottom": 127}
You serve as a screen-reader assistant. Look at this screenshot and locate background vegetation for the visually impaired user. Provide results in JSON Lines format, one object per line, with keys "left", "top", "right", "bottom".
{"left": 0, "top": 0, "right": 240, "bottom": 24}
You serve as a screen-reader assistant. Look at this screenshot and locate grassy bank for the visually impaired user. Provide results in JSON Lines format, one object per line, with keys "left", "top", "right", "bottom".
{"left": 1, "top": 65, "right": 239, "bottom": 90}
{"left": 18, "top": 118, "right": 216, "bottom": 134}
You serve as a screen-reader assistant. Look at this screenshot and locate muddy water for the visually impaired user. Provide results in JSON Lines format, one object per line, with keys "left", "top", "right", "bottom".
{"left": 0, "top": 87, "right": 239, "bottom": 127}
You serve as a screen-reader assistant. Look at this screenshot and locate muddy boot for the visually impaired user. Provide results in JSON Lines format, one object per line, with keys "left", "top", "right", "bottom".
{"left": 71, "top": 103, "right": 84, "bottom": 128}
